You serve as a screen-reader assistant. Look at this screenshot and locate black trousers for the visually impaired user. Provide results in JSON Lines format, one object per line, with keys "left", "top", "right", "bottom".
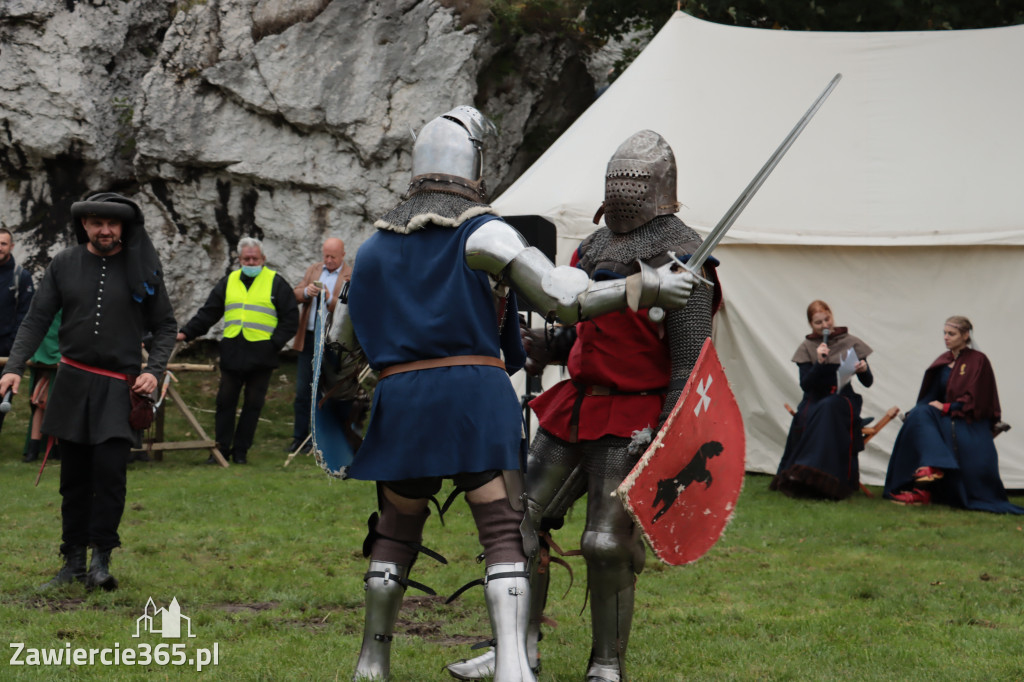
{"left": 58, "top": 438, "right": 131, "bottom": 553}
{"left": 215, "top": 367, "right": 272, "bottom": 456}
{"left": 292, "top": 330, "right": 315, "bottom": 441}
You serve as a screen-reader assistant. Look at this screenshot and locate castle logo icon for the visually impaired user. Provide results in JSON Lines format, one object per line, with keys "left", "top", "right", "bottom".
{"left": 133, "top": 597, "right": 197, "bottom": 639}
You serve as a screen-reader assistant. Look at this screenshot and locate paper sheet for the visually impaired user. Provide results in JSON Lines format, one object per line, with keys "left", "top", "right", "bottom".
{"left": 836, "top": 349, "right": 858, "bottom": 391}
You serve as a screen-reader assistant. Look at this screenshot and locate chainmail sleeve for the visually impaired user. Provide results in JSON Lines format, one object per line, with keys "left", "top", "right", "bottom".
{"left": 658, "top": 271, "right": 715, "bottom": 426}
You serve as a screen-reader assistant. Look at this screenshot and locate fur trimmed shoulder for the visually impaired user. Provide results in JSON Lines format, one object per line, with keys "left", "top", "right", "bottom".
{"left": 374, "top": 205, "right": 495, "bottom": 234}
{"left": 374, "top": 192, "right": 497, "bottom": 234}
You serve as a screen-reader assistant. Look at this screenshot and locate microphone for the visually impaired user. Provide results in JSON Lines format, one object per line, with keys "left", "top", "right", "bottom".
{"left": 0, "top": 389, "right": 12, "bottom": 414}
{"left": 822, "top": 328, "right": 830, "bottom": 345}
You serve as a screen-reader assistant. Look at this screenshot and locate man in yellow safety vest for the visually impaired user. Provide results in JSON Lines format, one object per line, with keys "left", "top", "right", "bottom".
{"left": 176, "top": 237, "right": 298, "bottom": 463}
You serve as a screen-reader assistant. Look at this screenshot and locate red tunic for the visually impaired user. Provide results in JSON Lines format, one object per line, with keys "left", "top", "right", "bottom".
{"left": 529, "top": 252, "right": 671, "bottom": 442}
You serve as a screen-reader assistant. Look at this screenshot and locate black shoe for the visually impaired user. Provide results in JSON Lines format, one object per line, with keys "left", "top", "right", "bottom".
{"left": 23, "top": 439, "right": 40, "bottom": 463}
{"left": 39, "top": 546, "right": 87, "bottom": 591}
{"left": 86, "top": 548, "right": 118, "bottom": 591}
{"left": 233, "top": 451, "right": 248, "bottom": 464}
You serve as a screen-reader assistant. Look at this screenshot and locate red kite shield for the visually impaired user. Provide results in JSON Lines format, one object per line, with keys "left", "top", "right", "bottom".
{"left": 617, "top": 338, "right": 745, "bottom": 566}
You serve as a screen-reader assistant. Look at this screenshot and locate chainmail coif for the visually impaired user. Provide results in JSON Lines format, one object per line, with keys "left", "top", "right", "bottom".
{"left": 374, "top": 191, "right": 495, "bottom": 234}
{"left": 578, "top": 214, "right": 702, "bottom": 277}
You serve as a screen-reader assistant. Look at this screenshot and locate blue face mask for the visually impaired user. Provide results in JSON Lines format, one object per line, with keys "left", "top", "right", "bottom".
{"left": 241, "top": 265, "right": 263, "bottom": 278}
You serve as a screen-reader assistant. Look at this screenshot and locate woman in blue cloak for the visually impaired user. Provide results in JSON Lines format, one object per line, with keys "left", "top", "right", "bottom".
{"left": 772, "top": 300, "right": 874, "bottom": 500}
{"left": 884, "top": 316, "right": 1023, "bottom": 513}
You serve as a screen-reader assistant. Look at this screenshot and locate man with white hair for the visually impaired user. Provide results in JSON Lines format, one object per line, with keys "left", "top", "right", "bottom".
{"left": 177, "top": 237, "right": 298, "bottom": 464}
{"left": 289, "top": 236, "right": 352, "bottom": 453}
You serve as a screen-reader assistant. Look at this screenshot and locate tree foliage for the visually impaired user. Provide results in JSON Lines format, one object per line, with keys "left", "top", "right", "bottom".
{"left": 582, "top": 0, "right": 1024, "bottom": 40}
{"left": 485, "top": 0, "right": 1024, "bottom": 42}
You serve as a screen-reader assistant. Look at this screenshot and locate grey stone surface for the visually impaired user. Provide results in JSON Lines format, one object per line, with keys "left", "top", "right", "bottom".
{"left": 0, "top": 0, "right": 597, "bottom": 340}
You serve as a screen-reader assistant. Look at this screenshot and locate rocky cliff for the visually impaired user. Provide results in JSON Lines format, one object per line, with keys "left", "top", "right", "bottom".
{"left": 0, "top": 0, "right": 596, "bottom": 325}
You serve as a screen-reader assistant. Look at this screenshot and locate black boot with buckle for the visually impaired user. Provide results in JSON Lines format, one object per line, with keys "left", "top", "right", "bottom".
{"left": 86, "top": 548, "right": 119, "bottom": 591}
{"left": 39, "top": 546, "right": 87, "bottom": 591}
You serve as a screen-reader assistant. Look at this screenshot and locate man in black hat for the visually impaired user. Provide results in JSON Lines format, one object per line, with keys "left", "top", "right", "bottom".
{"left": 0, "top": 192, "right": 177, "bottom": 592}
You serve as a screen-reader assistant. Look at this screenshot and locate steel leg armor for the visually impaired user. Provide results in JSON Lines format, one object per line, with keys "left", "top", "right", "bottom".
{"left": 484, "top": 562, "right": 536, "bottom": 682}
{"left": 581, "top": 473, "right": 646, "bottom": 682}
{"left": 353, "top": 561, "right": 407, "bottom": 681}
{"left": 446, "top": 431, "right": 584, "bottom": 680}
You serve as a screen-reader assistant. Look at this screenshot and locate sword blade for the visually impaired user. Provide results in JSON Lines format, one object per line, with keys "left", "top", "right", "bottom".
{"left": 686, "top": 73, "right": 842, "bottom": 274}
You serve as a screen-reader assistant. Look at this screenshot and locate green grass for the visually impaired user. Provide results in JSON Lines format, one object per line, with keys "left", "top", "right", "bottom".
{"left": 2, "top": 356, "right": 1024, "bottom": 680}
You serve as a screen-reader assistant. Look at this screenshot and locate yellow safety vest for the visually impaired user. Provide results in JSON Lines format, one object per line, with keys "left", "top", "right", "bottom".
{"left": 223, "top": 267, "right": 278, "bottom": 341}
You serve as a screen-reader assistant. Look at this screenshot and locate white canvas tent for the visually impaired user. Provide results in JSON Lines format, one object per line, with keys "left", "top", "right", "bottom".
{"left": 494, "top": 12, "right": 1024, "bottom": 487}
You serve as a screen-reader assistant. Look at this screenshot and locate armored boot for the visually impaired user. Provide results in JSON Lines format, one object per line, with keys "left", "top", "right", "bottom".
{"left": 483, "top": 562, "right": 535, "bottom": 682}
{"left": 445, "top": 647, "right": 495, "bottom": 681}
{"left": 582, "top": 474, "right": 645, "bottom": 682}
{"left": 584, "top": 569, "right": 634, "bottom": 682}
{"left": 86, "top": 548, "right": 119, "bottom": 591}
{"left": 39, "top": 546, "right": 87, "bottom": 591}
{"left": 353, "top": 561, "right": 407, "bottom": 681}
{"left": 446, "top": 557, "right": 547, "bottom": 680}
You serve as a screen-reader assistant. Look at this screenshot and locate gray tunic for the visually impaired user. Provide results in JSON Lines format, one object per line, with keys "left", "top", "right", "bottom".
{"left": 4, "top": 245, "right": 177, "bottom": 444}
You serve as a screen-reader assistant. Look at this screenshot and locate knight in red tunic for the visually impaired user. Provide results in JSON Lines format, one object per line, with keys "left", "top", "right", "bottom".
{"left": 446, "top": 130, "right": 720, "bottom": 682}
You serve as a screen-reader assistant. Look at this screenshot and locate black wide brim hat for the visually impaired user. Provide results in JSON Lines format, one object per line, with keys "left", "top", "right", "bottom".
{"left": 70, "top": 200, "right": 136, "bottom": 224}
{"left": 69, "top": 192, "right": 165, "bottom": 303}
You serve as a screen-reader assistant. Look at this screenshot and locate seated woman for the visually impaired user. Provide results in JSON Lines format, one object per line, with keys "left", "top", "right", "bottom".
{"left": 884, "top": 316, "right": 1023, "bottom": 513}
{"left": 772, "top": 300, "right": 873, "bottom": 500}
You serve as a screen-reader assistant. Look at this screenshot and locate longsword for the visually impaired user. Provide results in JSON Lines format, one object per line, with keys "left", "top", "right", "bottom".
{"left": 651, "top": 73, "right": 842, "bottom": 321}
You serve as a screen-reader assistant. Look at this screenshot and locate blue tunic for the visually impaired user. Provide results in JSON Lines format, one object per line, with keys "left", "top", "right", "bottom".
{"left": 884, "top": 366, "right": 1023, "bottom": 514}
{"left": 346, "top": 214, "right": 526, "bottom": 481}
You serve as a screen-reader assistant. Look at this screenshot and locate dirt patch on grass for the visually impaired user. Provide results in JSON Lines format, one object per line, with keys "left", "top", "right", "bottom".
{"left": 283, "top": 614, "right": 336, "bottom": 631}
{"left": 35, "top": 597, "right": 90, "bottom": 612}
{"left": 395, "top": 595, "right": 487, "bottom": 645}
{"left": 212, "top": 601, "right": 280, "bottom": 613}
{"left": 400, "top": 620, "right": 482, "bottom": 646}
{"left": 274, "top": 595, "right": 488, "bottom": 642}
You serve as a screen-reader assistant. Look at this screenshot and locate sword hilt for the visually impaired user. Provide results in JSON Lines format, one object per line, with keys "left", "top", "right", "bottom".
{"left": 648, "top": 251, "right": 712, "bottom": 322}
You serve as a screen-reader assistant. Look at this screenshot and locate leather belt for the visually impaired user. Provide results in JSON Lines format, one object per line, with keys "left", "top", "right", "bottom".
{"left": 60, "top": 357, "right": 130, "bottom": 382}
{"left": 378, "top": 355, "right": 505, "bottom": 380}
{"left": 568, "top": 380, "right": 668, "bottom": 443}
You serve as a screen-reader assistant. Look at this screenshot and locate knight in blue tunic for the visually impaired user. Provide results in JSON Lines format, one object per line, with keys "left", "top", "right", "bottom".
{"left": 325, "top": 107, "right": 698, "bottom": 682}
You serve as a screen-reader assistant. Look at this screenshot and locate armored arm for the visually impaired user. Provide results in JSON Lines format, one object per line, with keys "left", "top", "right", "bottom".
{"left": 465, "top": 220, "right": 693, "bottom": 324}
{"left": 658, "top": 272, "right": 715, "bottom": 425}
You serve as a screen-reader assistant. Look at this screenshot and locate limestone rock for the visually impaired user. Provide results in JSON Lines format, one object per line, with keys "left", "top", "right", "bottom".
{"left": 0, "top": 0, "right": 596, "bottom": 339}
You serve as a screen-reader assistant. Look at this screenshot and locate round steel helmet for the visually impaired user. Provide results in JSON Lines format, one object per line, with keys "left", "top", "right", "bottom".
{"left": 602, "top": 130, "right": 680, "bottom": 234}
{"left": 411, "top": 106, "right": 496, "bottom": 184}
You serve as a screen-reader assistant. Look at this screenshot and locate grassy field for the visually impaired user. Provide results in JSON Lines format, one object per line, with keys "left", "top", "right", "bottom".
{"left": 1, "top": 355, "right": 1023, "bottom": 681}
